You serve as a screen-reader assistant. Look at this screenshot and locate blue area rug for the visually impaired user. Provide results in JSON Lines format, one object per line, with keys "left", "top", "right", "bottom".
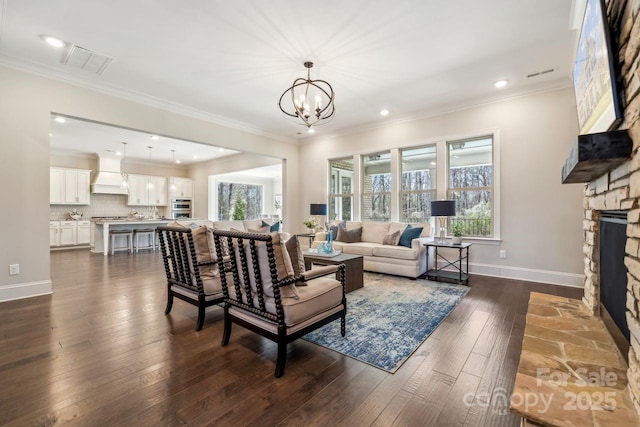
{"left": 303, "top": 273, "right": 469, "bottom": 373}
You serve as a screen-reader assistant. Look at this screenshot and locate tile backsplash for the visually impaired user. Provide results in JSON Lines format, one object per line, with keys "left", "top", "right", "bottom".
{"left": 50, "top": 194, "right": 167, "bottom": 220}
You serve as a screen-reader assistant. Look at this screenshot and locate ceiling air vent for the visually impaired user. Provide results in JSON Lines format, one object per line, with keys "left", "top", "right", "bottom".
{"left": 525, "top": 67, "right": 556, "bottom": 79}
{"left": 63, "top": 45, "right": 113, "bottom": 75}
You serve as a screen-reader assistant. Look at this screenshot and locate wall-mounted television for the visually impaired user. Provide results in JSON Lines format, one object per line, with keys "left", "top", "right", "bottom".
{"left": 572, "top": 0, "right": 623, "bottom": 135}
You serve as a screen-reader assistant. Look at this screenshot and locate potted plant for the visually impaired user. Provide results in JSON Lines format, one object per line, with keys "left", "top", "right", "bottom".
{"left": 303, "top": 217, "right": 318, "bottom": 233}
{"left": 451, "top": 222, "right": 464, "bottom": 245}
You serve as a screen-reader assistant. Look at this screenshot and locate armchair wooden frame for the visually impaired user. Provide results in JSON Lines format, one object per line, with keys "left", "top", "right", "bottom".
{"left": 213, "top": 229, "right": 347, "bottom": 377}
{"left": 157, "top": 225, "right": 224, "bottom": 331}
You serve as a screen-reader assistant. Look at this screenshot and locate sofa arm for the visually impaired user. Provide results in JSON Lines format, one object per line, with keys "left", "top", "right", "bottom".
{"left": 412, "top": 236, "right": 434, "bottom": 250}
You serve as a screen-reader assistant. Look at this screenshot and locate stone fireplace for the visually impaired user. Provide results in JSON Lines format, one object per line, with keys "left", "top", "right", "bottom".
{"left": 582, "top": 0, "right": 640, "bottom": 415}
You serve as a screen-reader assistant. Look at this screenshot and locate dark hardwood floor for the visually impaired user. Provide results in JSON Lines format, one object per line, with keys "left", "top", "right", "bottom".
{"left": 0, "top": 250, "right": 582, "bottom": 426}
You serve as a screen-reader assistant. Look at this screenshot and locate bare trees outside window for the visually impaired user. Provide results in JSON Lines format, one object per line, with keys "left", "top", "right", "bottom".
{"left": 217, "top": 182, "right": 263, "bottom": 220}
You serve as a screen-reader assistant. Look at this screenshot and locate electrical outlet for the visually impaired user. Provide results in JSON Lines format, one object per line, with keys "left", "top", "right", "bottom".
{"left": 499, "top": 250, "right": 506, "bottom": 259}
{"left": 9, "top": 264, "right": 19, "bottom": 275}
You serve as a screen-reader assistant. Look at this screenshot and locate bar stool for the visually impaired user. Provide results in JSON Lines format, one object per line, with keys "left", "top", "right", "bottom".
{"left": 133, "top": 228, "right": 156, "bottom": 253}
{"left": 110, "top": 229, "right": 133, "bottom": 255}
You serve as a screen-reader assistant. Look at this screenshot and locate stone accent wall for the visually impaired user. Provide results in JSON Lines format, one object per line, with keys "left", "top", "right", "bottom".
{"left": 582, "top": 0, "right": 640, "bottom": 416}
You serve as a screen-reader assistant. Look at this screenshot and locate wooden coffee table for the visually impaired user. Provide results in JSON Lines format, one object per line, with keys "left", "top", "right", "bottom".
{"left": 303, "top": 252, "right": 364, "bottom": 293}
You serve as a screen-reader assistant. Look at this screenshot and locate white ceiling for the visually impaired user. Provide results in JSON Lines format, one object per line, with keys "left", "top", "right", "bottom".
{"left": 0, "top": 0, "right": 581, "bottom": 141}
{"left": 49, "top": 115, "right": 239, "bottom": 165}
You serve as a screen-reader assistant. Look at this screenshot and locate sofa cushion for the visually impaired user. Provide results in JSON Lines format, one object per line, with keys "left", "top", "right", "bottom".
{"left": 248, "top": 225, "right": 270, "bottom": 234}
{"left": 336, "top": 225, "right": 362, "bottom": 243}
{"left": 341, "top": 242, "right": 378, "bottom": 256}
{"left": 382, "top": 230, "right": 401, "bottom": 246}
{"left": 329, "top": 220, "right": 346, "bottom": 240}
{"left": 399, "top": 225, "right": 423, "bottom": 247}
{"left": 411, "top": 222, "right": 432, "bottom": 237}
{"left": 361, "top": 222, "right": 390, "bottom": 244}
{"left": 243, "top": 219, "right": 263, "bottom": 231}
{"left": 372, "top": 245, "right": 420, "bottom": 260}
{"left": 389, "top": 222, "right": 409, "bottom": 236}
{"left": 212, "top": 220, "right": 245, "bottom": 231}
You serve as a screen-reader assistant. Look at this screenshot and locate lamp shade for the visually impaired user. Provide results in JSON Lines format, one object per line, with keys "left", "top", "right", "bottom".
{"left": 431, "top": 200, "right": 456, "bottom": 217}
{"left": 310, "top": 203, "right": 328, "bottom": 215}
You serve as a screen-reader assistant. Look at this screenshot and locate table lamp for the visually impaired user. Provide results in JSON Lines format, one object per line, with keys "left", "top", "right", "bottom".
{"left": 430, "top": 200, "right": 456, "bottom": 243}
{"left": 310, "top": 203, "right": 328, "bottom": 230}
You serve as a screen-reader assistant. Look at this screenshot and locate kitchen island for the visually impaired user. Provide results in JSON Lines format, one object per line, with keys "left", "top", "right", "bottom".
{"left": 91, "top": 219, "right": 211, "bottom": 256}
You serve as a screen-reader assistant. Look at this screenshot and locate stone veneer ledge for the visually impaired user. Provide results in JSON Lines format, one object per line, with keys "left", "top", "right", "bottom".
{"left": 580, "top": 0, "right": 640, "bottom": 418}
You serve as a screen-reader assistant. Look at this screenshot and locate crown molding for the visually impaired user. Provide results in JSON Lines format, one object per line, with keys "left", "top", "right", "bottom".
{"left": 304, "top": 82, "right": 574, "bottom": 142}
{"left": 0, "top": 54, "right": 298, "bottom": 145}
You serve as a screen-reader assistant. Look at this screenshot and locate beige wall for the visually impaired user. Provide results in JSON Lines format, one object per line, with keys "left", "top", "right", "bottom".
{"left": 0, "top": 65, "right": 300, "bottom": 301}
{"left": 50, "top": 152, "right": 190, "bottom": 178}
{"left": 301, "top": 87, "right": 585, "bottom": 285}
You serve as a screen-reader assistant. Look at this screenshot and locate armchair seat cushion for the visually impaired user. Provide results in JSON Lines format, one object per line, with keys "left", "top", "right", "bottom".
{"left": 171, "top": 284, "right": 223, "bottom": 301}
{"left": 271, "top": 277, "right": 343, "bottom": 327}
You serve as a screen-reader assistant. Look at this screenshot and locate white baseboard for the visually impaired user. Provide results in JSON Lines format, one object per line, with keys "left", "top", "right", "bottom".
{"left": 0, "top": 280, "right": 52, "bottom": 303}
{"left": 467, "top": 262, "right": 584, "bottom": 287}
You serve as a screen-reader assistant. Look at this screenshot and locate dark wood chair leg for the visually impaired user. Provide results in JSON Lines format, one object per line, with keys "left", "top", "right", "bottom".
{"left": 341, "top": 312, "right": 346, "bottom": 337}
{"left": 221, "top": 306, "right": 232, "bottom": 346}
{"left": 275, "top": 340, "right": 287, "bottom": 378}
{"left": 164, "top": 290, "right": 174, "bottom": 315}
{"left": 196, "top": 303, "right": 205, "bottom": 331}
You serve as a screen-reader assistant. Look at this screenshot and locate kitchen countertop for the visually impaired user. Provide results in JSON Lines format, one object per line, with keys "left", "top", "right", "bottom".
{"left": 92, "top": 218, "right": 172, "bottom": 225}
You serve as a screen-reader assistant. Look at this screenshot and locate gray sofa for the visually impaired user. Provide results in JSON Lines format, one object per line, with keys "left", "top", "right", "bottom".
{"left": 312, "top": 221, "right": 434, "bottom": 278}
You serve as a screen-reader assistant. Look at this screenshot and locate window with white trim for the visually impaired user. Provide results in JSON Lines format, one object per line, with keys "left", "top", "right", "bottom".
{"left": 361, "top": 152, "right": 391, "bottom": 222}
{"left": 329, "top": 158, "right": 354, "bottom": 221}
{"left": 400, "top": 146, "right": 437, "bottom": 223}
{"left": 447, "top": 136, "right": 493, "bottom": 237}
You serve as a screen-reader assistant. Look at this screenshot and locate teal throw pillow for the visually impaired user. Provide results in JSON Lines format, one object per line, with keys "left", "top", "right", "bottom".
{"left": 262, "top": 220, "right": 280, "bottom": 232}
{"left": 398, "top": 225, "right": 422, "bottom": 247}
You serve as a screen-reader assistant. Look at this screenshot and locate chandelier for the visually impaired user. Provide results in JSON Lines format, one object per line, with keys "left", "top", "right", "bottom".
{"left": 278, "top": 61, "right": 335, "bottom": 129}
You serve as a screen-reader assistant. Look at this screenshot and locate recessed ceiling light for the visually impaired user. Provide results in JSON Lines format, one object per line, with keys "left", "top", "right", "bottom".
{"left": 380, "top": 109, "right": 389, "bottom": 116}
{"left": 49, "top": 133, "right": 53, "bottom": 137}
{"left": 43, "top": 35, "right": 65, "bottom": 48}
{"left": 494, "top": 80, "right": 508, "bottom": 88}
{"left": 116, "top": 151, "right": 122, "bottom": 156}
{"left": 308, "top": 127, "right": 316, "bottom": 134}
{"left": 150, "top": 135, "right": 159, "bottom": 140}
{"left": 193, "top": 155, "right": 198, "bottom": 159}
{"left": 218, "top": 148, "right": 224, "bottom": 152}
{"left": 54, "top": 116, "right": 66, "bottom": 123}
{"left": 175, "top": 159, "right": 181, "bottom": 164}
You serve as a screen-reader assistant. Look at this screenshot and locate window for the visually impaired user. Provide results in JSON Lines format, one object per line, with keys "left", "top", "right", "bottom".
{"left": 448, "top": 136, "right": 493, "bottom": 237}
{"left": 217, "top": 182, "right": 263, "bottom": 220}
{"left": 400, "top": 146, "right": 436, "bottom": 223}
{"left": 329, "top": 158, "right": 354, "bottom": 221}
{"left": 361, "top": 152, "right": 391, "bottom": 222}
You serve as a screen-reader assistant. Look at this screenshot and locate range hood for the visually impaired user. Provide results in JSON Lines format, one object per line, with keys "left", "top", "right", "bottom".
{"left": 91, "top": 154, "right": 128, "bottom": 195}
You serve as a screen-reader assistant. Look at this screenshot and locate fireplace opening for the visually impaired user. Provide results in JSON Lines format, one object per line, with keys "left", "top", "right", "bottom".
{"left": 600, "top": 211, "right": 630, "bottom": 357}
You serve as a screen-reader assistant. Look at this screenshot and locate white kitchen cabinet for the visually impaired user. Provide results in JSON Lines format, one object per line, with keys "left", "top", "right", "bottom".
{"left": 50, "top": 168, "right": 91, "bottom": 205}
{"left": 50, "top": 169, "right": 65, "bottom": 204}
{"left": 127, "top": 174, "right": 167, "bottom": 206}
{"left": 170, "top": 177, "right": 194, "bottom": 198}
{"left": 59, "top": 221, "right": 77, "bottom": 246}
{"left": 76, "top": 220, "right": 91, "bottom": 245}
{"left": 149, "top": 176, "right": 168, "bottom": 206}
{"left": 50, "top": 220, "right": 90, "bottom": 247}
{"left": 64, "top": 169, "right": 90, "bottom": 204}
{"left": 50, "top": 221, "right": 60, "bottom": 246}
